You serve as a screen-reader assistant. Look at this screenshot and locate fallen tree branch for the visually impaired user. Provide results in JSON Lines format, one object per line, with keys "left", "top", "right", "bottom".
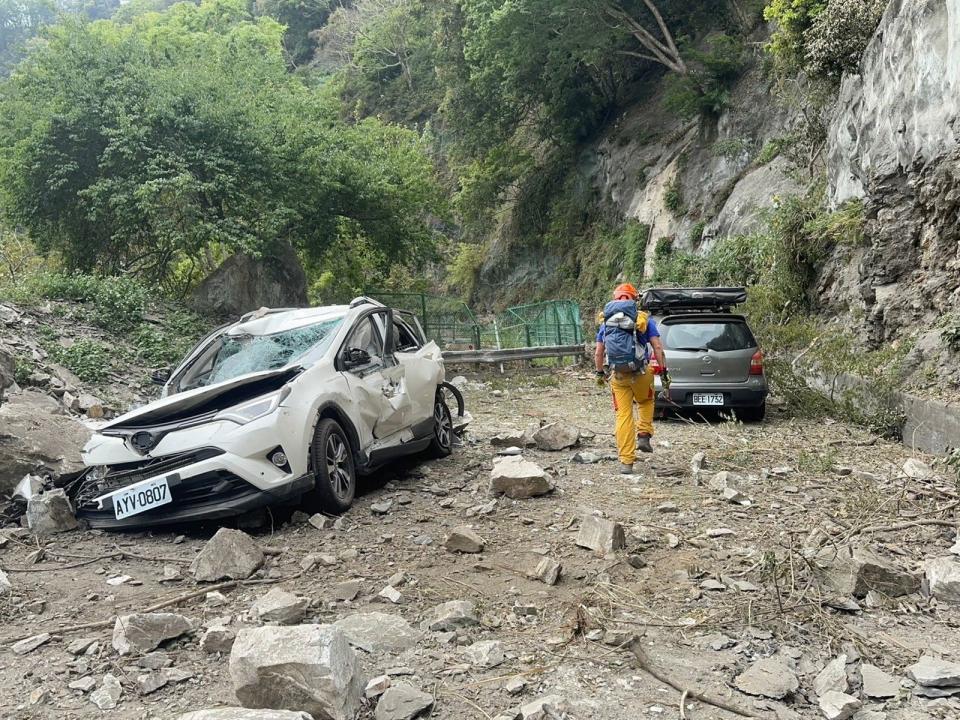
{"left": 848, "top": 518, "right": 956, "bottom": 537}
{"left": 627, "top": 639, "right": 761, "bottom": 719}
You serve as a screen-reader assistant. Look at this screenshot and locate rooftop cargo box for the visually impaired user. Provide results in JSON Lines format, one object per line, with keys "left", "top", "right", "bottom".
{"left": 641, "top": 287, "right": 747, "bottom": 313}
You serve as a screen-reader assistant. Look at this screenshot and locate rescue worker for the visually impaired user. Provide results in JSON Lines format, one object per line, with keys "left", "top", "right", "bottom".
{"left": 594, "top": 283, "right": 669, "bottom": 473}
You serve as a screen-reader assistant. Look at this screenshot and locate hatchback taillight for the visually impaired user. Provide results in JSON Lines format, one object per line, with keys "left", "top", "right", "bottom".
{"left": 750, "top": 350, "right": 764, "bottom": 375}
{"left": 649, "top": 356, "right": 662, "bottom": 375}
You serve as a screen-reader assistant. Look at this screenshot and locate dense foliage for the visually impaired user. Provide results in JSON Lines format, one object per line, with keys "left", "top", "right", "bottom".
{"left": 0, "top": 0, "right": 443, "bottom": 293}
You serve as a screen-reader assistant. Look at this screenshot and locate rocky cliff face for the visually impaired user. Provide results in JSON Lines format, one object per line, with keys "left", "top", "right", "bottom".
{"left": 822, "top": 0, "right": 960, "bottom": 357}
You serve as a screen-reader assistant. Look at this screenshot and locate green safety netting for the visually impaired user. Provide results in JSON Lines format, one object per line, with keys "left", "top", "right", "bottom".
{"left": 369, "top": 292, "right": 482, "bottom": 349}
{"left": 368, "top": 293, "right": 584, "bottom": 350}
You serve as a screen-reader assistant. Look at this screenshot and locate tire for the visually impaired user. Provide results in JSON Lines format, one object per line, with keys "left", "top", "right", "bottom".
{"left": 427, "top": 393, "right": 454, "bottom": 458}
{"left": 737, "top": 404, "right": 766, "bottom": 423}
{"left": 308, "top": 418, "right": 356, "bottom": 513}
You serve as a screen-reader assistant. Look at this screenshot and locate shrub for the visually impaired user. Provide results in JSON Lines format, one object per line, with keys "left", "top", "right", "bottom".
{"left": 664, "top": 34, "right": 747, "bottom": 120}
{"left": 48, "top": 338, "right": 113, "bottom": 383}
{"left": 446, "top": 242, "right": 488, "bottom": 302}
{"left": 764, "top": 0, "right": 826, "bottom": 74}
{"left": 755, "top": 138, "right": 787, "bottom": 165}
{"left": 621, "top": 221, "right": 650, "bottom": 280}
{"left": 26, "top": 272, "right": 150, "bottom": 331}
{"left": 804, "top": 0, "right": 887, "bottom": 82}
{"left": 664, "top": 178, "right": 686, "bottom": 217}
{"left": 689, "top": 221, "right": 706, "bottom": 245}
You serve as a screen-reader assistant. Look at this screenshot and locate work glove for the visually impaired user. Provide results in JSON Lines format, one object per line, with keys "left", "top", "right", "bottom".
{"left": 661, "top": 368, "right": 672, "bottom": 391}
{"left": 595, "top": 371, "right": 607, "bottom": 388}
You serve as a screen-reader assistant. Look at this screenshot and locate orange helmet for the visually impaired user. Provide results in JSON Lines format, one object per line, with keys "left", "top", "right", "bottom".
{"left": 613, "top": 283, "right": 639, "bottom": 300}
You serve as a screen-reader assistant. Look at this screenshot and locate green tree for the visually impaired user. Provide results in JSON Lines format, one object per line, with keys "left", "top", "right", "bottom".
{"left": 0, "top": 0, "right": 56, "bottom": 73}
{"left": 0, "top": 0, "right": 444, "bottom": 287}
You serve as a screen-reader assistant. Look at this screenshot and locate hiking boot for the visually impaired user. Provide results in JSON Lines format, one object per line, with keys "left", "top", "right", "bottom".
{"left": 637, "top": 434, "right": 653, "bottom": 454}
{"left": 619, "top": 463, "right": 635, "bottom": 475}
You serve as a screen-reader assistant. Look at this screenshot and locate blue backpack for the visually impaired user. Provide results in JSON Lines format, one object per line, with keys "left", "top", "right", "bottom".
{"left": 603, "top": 300, "right": 648, "bottom": 370}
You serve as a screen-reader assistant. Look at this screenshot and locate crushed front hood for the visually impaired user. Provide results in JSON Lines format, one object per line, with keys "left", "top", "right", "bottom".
{"left": 102, "top": 367, "right": 300, "bottom": 430}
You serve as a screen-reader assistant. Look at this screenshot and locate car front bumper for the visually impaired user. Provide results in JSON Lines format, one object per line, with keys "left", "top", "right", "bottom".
{"left": 75, "top": 409, "right": 314, "bottom": 529}
{"left": 654, "top": 377, "right": 768, "bottom": 410}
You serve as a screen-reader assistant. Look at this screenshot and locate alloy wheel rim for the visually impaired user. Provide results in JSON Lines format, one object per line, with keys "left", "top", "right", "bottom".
{"left": 325, "top": 434, "right": 352, "bottom": 499}
{"left": 435, "top": 401, "right": 452, "bottom": 449}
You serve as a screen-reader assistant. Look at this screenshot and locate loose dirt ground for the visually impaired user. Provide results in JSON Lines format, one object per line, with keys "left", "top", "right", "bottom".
{"left": 1, "top": 369, "right": 958, "bottom": 719}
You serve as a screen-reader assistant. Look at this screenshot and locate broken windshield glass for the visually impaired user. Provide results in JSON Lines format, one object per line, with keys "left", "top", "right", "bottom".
{"left": 178, "top": 317, "right": 344, "bottom": 391}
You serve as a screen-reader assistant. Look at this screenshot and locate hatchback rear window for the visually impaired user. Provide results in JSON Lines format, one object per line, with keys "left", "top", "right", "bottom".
{"left": 662, "top": 321, "right": 756, "bottom": 352}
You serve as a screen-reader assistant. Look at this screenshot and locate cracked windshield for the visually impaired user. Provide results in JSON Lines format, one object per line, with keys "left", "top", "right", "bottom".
{"left": 186, "top": 318, "right": 344, "bottom": 390}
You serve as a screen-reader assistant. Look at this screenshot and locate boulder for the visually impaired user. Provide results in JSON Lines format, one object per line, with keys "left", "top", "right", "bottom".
{"left": 90, "top": 673, "right": 122, "bottom": 710}
{"left": 575, "top": 515, "right": 625, "bottom": 555}
{"left": 25, "top": 489, "right": 79, "bottom": 535}
{"left": 813, "top": 655, "right": 849, "bottom": 696}
{"left": 490, "top": 426, "right": 537, "bottom": 447}
{"left": 420, "top": 600, "right": 479, "bottom": 632}
{"left": 178, "top": 711, "right": 315, "bottom": 720}
{"left": 462, "top": 640, "right": 504, "bottom": 669}
{"left": 519, "top": 695, "right": 568, "bottom": 720}
{"left": 190, "top": 240, "right": 308, "bottom": 318}
{"left": 734, "top": 657, "right": 799, "bottom": 699}
{"left": 374, "top": 683, "right": 433, "bottom": 720}
{"left": 191, "top": 528, "right": 264, "bottom": 581}
{"left": 905, "top": 655, "right": 960, "bottom": 688}
{"left": 230, "top": 625, "right": 363, "bottom": 719}
{"left": 503, "top": 551, "right": 561, "bottom": 585}
{"left": 0, "top": 569, "right": 11, "bottom": 596}
{"left": 818, "top": 691, "right": 861, "bottom": 720}
{"left": 445, "top": 526, "right": 485, "bottom": 553}
{"left": 815, "top": 546, "right": 919, "bottom": 598}
{"left": 489, "top": 456, "right": 553, "bottom": 499}
{"left": 925, "top": 556, "right": 960, "bottom": 603}
{"left": 333, "top": 612, "right": 422, "bottom": 653}
{"left": 112, "top": 612, "right": 192, "bottom": 655}
{"left": 532, "top": 422, "right": 579, "bottom": 451}
{"left": 860, "top": 664, "right": 898, "bottom": 699}
{"left": 12, "top": 633, "right": 51, "bottom": 655}
{"left": 365, "top": 675, "right": 391, "bottom": 699}
{"left": 708, "top": 471, "right": 746, "bottom": 491}
{"left": 200, "top": 626, "right": 237, "bottom": 654}
{"left": 0, "top": 391, "right": 90, "bottom": 494}
{"left": 902, "top": 458, "right": 935, "bottom": 479}
{"left": 252, "top": 588, "right": 308, "bottom": 625}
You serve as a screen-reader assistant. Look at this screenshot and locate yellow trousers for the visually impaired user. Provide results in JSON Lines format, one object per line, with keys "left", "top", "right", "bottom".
{"left": 610, "top": 368, "right": 655, "bottom": 465}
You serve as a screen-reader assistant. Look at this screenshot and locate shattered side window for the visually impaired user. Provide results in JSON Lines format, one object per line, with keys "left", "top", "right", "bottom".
{"left": 181, "top": 318, "right": 343, "bottom": 390}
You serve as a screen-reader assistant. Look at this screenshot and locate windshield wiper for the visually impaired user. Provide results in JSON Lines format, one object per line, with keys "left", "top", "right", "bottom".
{"left": 671, "top": 346, "right": 709, "bottom": 353}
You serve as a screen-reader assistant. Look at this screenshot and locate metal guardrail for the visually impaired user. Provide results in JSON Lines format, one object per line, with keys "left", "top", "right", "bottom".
{"left": 442, "top": 344, "right": 586, "bottom": 364}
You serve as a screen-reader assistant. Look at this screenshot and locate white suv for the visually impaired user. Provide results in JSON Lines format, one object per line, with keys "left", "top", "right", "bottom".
{"left": 73, "top": 298, "right": 464, "bottom": 529}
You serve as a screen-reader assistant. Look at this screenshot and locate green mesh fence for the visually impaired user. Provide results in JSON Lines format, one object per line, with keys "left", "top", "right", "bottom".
{"left": 369, "top": 292, "right": 482, "bottom": 349}
{"left": 494, "top": 300, "right": 584, "bottom": 348}
{"left": 368, "top": 293, "right": 583, "bottom": 350}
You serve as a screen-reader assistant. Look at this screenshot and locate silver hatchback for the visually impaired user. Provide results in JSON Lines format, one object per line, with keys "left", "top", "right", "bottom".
{"left": 644, "top": 288, "right": 768, "bottom": 421}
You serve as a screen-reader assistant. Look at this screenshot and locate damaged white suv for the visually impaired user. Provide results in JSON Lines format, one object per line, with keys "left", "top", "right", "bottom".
{"left": 72, "top": 298, "right": 466, "bottom": 529}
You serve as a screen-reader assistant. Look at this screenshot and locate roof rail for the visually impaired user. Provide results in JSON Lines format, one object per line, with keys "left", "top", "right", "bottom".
{"left": 349, "top": 296, "right": 384, "bottom": 309}
{"left": 238, "top": 306, "right": 301, "bottom": 322}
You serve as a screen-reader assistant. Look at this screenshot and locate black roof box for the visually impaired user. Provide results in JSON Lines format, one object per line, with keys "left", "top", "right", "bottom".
{"left": 641, "top": 287, "right": 747, "bottom": 313}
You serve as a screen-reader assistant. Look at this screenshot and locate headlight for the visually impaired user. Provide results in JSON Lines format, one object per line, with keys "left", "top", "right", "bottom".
{"left": 216, "top": 387, "right": 290, "bottom": 425}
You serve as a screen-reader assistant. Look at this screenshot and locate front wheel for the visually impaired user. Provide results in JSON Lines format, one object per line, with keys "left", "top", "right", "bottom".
{"left": 308, "top": 418, "right": 356, "bottom": 513}
{"left": 427, "top": 394, "right": 454, "bottom": 458}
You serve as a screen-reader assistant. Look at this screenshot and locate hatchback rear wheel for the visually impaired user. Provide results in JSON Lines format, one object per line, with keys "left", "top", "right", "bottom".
{"left": 309, "top": 418, "right": 356, "bottom": 512}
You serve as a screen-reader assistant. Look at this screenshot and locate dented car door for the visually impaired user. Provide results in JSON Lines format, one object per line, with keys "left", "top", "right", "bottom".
{"left": 339, "top": 310, "right": 411, "bottom": 440}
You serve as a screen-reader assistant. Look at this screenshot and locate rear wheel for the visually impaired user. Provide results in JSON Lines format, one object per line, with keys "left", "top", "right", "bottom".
{"left": 737, "top": 404, "right": 766, "bottom": 423}
{"left": 308, "top": 418, "right": 356, "bottom": 513}
{"left": 428, "top": 394, "right": 454, "bottom": 458}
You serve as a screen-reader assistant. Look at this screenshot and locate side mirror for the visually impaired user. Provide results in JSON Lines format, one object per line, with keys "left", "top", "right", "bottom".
{"left": 151, "top": 368, "right": 171, "bottom": 385}
{"left": 343, "top": 348, "right": 371, "bottom": 370}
